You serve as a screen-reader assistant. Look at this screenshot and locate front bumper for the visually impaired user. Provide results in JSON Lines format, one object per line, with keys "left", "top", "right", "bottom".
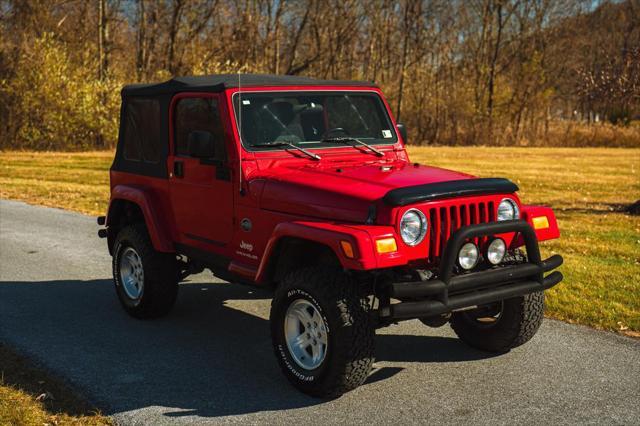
{"left": 379, "top": 220, "right": 563, "bottom": 321}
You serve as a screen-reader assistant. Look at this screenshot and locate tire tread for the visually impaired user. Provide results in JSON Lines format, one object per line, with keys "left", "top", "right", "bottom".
{"left": 112, "top": 224, "right": 179, "bottom": 319}
{"left": 271, "top": 267, "right": 374, "bottom": 398}
{"left": 450, "top": 291, "right": 544, "bottom": 352}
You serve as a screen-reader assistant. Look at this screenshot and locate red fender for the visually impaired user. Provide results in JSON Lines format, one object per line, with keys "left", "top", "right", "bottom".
{"left": 254, "top": 221, "right": 406, "bottom": 283}
{"left": 107, "top": 185, "right": 174, "bottom": 252}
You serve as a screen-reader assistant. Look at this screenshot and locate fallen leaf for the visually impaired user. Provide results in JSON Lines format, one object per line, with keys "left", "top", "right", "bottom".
{"left": 35, "top": 391, "right": 54, "bottom": 401}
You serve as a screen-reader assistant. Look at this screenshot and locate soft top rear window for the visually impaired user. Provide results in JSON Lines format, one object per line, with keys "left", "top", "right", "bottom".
{"left": 122, "top": 98, "right": 161, "bottom": 163}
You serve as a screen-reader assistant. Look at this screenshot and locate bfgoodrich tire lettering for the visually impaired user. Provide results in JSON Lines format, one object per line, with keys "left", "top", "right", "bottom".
{"left": 270, "top": 267, "right": 375, "bottom": 398}
{"left": 112, "top": 224, "right": 179, "bottom": 319}
{"left": 450, "top": 291, "right": 545, "bottom": 352}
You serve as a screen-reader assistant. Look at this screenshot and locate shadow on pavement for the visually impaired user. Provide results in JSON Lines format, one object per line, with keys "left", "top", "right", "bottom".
{"left": 0, "top": 278, "right": 495, "bottom": 419}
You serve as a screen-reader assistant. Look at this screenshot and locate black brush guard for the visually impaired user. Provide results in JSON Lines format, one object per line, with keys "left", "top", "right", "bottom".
{"left": 379, "top": 220, "right": 563, "bottom": 321}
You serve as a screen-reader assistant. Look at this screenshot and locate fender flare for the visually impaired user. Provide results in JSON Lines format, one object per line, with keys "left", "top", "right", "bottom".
{"left": 106, "top": 185, "right": 174, "bottom": 252}
{"left": 513, "top": 205, "right": 560, "bottom": 246}
{"left": 254, "top": 221, "right": 404, "bottom": 283}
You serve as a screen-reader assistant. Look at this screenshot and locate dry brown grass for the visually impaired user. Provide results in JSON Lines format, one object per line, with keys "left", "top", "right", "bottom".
{"left": 528, "top": 121, "right": 640, "bottom": 147}
{"left": 420, "top": 121, "right": 640, "bottom": 147}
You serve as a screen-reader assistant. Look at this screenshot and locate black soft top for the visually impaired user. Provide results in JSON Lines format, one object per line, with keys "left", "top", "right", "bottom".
{"left": 122, "top": 73, "right": 376, "bottom": 97}
{"left": 113, "top": 74, "right": 377, "bottom": 178}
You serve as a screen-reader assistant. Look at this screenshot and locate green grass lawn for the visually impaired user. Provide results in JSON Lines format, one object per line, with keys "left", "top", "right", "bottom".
{"left": 0, "top": 148, "right": 638, "bottom": 335}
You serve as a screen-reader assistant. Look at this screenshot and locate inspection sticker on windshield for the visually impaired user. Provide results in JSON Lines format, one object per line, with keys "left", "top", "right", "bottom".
{"left": 382, "top": 130, "right": 392, "bottom": 138}
{"left": 242, "top": 100, "right": 251, "bottom": 105}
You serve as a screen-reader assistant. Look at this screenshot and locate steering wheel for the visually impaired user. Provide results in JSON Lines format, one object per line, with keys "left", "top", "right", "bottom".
{"left": 322, "top": 127, "right": 350, "bottom": 138}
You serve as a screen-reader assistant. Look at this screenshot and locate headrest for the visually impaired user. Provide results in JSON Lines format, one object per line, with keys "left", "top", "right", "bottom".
{"left": 263, "top": 101, "right": 295, "bottom": 124}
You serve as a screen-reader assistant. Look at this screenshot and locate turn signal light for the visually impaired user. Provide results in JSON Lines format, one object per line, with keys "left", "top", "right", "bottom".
{"left": 376, "top": 237, "right": 398, "bottom": 254}
{"left": 340, "top": 240, "right": 355, "bottom": 258}
{"left": 532, "top": 216, "right": 549, "bottom": 230}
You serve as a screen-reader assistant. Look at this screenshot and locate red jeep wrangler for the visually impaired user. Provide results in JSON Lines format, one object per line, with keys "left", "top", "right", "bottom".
{"left": 98, "top": 74, "right": 563, "bottom": 397}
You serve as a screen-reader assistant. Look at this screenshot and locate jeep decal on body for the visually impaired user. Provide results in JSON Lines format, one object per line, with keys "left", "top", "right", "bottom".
{"left": 239, "top": 240, "right": 253, "bottom": 251}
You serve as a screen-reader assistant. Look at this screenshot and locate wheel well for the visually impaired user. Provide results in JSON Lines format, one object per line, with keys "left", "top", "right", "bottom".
{"left": 267, "top": 238, "right": 342, "bottom": 286}
{"left": 106, "top": 199, "right": 146, "bottom": 253}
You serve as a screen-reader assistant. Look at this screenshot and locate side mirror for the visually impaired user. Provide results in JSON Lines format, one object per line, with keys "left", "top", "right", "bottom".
{"left": 396, "top": 123, "right": 408, "bottom": 143}
{"left": 188, "top": 131, "right": 216, "bottom": 158}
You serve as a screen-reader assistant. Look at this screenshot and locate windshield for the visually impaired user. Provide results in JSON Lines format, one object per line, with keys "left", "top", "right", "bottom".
{"left": 233, "top": 91, "right": 397, "bottom": 151}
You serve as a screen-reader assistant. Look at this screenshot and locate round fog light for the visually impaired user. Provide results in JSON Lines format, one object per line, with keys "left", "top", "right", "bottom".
{"left": 458, "top": 242, "right": 479, "bottom": 270}
{"left": 487, "top": 238, "right": 506, "bottom": 265}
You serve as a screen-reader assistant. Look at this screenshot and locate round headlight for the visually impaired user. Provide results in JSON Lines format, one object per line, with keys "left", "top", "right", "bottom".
{"left": 497, "top": 198, "right": 520, "bottom": 221}
{"left": 487, "top": 238, "right": 506, "bottom": 265}
{"left": 458, "top": 242, "right": 479, "bottom": 270}
{"left": 400, "top": 209, "right": 427, "bottom": 246}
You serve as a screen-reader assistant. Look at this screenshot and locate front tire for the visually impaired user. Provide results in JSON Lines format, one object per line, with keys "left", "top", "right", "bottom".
{"left": 270, "top": 267, "right": 375, "bottom": 398}
{"left": 450, "top": 292, "right": 544, "bottom": 352}
{"left": 112, "top": 224, "right": 179, "bottom": 319}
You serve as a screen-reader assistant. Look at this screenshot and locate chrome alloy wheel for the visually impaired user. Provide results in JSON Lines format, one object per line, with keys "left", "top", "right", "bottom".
{"left": 284, "top": 299, "right": 328, "bottom": 370}
{"left": 119, "top": 247, "right": 144, "bottom": 300}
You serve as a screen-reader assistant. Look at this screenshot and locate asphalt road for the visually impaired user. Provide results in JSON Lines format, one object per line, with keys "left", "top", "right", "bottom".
{"left": 0, "top": 199, "right": 638, "bottom": 425}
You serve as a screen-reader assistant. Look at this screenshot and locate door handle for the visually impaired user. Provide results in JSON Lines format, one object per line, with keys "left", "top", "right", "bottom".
{"left": 174, "top": 161, "right": 184, "bottom": 178}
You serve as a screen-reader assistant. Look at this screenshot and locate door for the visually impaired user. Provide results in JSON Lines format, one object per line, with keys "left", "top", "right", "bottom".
{"left": 169, "top": 94, "right": 234, "bottom": 247}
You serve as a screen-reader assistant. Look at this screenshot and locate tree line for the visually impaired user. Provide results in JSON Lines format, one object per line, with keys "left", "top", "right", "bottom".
{"left": 0, "top": 0, "right": 638, "bottom": 150}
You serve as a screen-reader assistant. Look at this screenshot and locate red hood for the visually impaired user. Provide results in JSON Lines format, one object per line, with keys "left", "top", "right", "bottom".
{"left": 254, "top": 160, "right": 474, "bottom": 222}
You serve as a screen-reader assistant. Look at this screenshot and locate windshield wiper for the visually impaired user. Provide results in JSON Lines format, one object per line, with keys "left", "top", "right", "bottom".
{"left": 321, "top": 137, "right": 384, "bottom": 157}
{"left": 252, "top": 141, "right": 321, "bottom": 161}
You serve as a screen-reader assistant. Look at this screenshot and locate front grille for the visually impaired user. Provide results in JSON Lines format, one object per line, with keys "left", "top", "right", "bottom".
{"left": 426, "top": 200, "right": 495, "bottom": 259}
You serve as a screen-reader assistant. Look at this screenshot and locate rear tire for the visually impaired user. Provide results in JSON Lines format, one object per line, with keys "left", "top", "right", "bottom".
{"left": 112, "top": 224, "right": 179, "bottom": 319}
{"left": 450, "top": 292, "right": 544, "bottom": 352}
{"left": 270, "top": 267, "right": 375, "bottom": 398}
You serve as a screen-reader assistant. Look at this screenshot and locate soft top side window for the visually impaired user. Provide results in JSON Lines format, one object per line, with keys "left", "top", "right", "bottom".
{"left": 122, "top": 98, "right": 161, "bottom": 163}
{"left": 174, "top": 97, "right": 226, "bottom": 160}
